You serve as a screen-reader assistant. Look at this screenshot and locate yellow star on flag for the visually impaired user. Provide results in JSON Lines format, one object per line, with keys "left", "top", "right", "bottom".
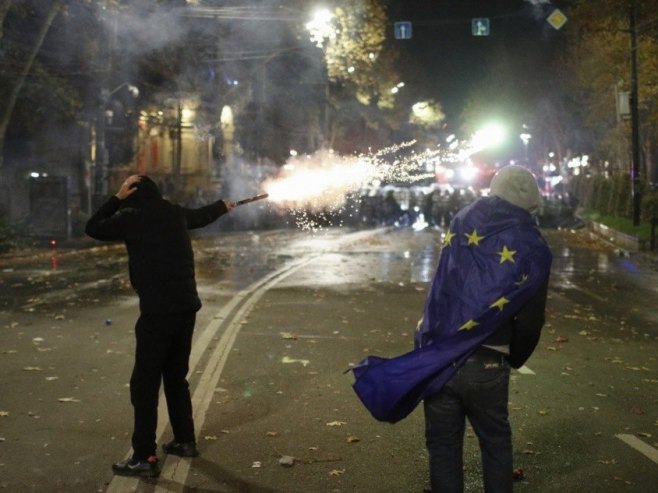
{"left": 443, "top": 230, "right": 455, "bottom": 246}
{"left": 490, "top": 296, "right": 510, "bottom": 311}
{"left": 497, "top": 245, "right": 517, "bottom": 264}
{"left": 458, "top": 319, "right": 480, "bottom": 331}
{"left": 515, "top": 274, "right": 529, "bottom": 286}
{"left": 464, "top": 229, "right": 485, "bottom": 246}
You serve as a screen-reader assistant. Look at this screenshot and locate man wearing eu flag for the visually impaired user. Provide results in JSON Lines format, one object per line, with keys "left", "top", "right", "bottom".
{"left": 351, "top": 165, "right": 552, "bottom": 493}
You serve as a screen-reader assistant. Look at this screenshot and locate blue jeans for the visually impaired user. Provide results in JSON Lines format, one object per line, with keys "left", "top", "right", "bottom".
{"left": 423, "top": 356, "right": 512, "bottom": 493}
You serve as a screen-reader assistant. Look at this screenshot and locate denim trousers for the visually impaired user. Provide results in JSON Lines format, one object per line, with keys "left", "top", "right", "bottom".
{"left": 423, "top": 358, "right": 512, "bottom": 493}
{"left": 130, "top": 311, "right": 196, "bottom": 460}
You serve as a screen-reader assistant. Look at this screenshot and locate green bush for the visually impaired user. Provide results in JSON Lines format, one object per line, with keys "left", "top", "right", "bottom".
{"left": 641, "top": 191, "right": 658, "bottom": 222}
{"left": 0, "top": 220, "right": 18, "bottom": 253}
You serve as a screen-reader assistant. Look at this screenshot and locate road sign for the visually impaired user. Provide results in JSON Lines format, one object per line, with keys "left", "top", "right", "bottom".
{"left": 547, "top": 9, "right": 567, "bottom": 30}
{"left": 394, "top": 21, "right": 412, "bottom": 40}
{"left": 472, "top": 18, "right": 490, "bottom": 36}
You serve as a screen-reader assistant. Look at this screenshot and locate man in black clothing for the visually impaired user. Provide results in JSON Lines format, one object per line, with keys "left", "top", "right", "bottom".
{"left": 85, "top": 175, "right": 234, "bottom": 477}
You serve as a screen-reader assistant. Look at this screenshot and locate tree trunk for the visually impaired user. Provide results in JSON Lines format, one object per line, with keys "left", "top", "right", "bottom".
{"left": 0, "top": 0, "right": 63, "bottom": 168}
{"left": 0, "top": 0, "right": 12, "bottom": 39}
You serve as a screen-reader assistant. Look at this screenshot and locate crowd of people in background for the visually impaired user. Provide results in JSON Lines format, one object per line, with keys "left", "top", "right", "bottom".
{"left": 355, "top": 186, "right": 478, "bottom": 229}
{"left": 193, "top": 182, "right": 580, "bottom": 233}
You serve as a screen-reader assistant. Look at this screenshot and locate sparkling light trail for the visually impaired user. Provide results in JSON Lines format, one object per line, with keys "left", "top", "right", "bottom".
{"left": 260, "top": 135, "right": 492, "bottom": 232}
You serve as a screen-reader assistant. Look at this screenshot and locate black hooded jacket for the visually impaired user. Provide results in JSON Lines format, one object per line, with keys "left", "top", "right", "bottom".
{"left": 85, "top": 177, "right": 229, "bottom": 315}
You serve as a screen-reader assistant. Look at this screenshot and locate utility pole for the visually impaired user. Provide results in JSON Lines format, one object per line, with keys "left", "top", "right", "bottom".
{"left": 630, "top": 0, "right": 642, "bottom": 226}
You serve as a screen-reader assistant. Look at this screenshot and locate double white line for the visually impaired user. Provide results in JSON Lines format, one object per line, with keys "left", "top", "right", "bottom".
{"left": 106, "top": 228, "right": 387, "bottom": 492}
{"left": 107, "top": 255, "right": 317, "bottom": 493}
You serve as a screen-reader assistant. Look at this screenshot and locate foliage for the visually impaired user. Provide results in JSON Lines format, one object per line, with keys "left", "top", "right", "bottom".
{"left": 569, "top": 171, "right": 655, "bottom": 222}
{"left": 409, "top": 100, "right": 445, "bottom": 129}
{"left": 313, "top": 0, "right": 400, "bottom": 110}
{"left": 563, "top": 0, "right": 658, "bottom": 177}
{"left": 641, "top": 190, "right": 658, "bottom": 221}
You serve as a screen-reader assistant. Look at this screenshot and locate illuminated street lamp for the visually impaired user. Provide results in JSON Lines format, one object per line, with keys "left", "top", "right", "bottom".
{"left": 306, "top": 8, "right": 335, "bottom": 47}
{"left": 472, "top": 123, "right": 506, "bottom": 150}
{"left": 520, "top": 131, "right": 532, "bottom": 163}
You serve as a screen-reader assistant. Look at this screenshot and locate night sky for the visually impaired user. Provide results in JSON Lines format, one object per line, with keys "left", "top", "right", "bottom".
{"left": 388, "top": 0, "right": 569, "bottom": 121}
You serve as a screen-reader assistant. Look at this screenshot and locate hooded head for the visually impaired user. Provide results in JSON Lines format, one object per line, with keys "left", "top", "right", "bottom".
{"left": 489, "top": 165, "right": 541, "bottom": 213}
{"left": 122, "top": 175, "right": 162, "bottom": 208}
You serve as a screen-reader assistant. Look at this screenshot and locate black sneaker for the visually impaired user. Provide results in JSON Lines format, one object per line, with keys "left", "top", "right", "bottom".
{"left": 162, "top": 440, "right": 199, "bottom": 457}
{"left": 111, "top": 455, "right": 160, "bottom": 478}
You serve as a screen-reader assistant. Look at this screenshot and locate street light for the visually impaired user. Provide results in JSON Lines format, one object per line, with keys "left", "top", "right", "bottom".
{"left": 520, "top": 132, "right": 532, "bottom": 160}
{"left": 92, "top": 82, "right": 139, "bottom": 211}
{"left": 306, "top": 8, "right": 335, "bottom": 47}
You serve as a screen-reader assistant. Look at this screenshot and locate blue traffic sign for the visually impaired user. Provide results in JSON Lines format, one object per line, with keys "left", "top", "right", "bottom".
{"left": 472, "top": 18, "right": 490, "bottom": 36}
{"left": 394, "top": 21, "right": 412, "bottom": 40}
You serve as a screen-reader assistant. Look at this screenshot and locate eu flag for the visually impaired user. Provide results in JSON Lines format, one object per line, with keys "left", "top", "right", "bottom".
{"left": 352, "top": 196, "right": 552, "bottom": 423}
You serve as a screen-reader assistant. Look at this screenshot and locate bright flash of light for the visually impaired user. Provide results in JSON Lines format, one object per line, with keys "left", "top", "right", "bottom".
{"left": 458, "top": 123, "right": 507, "bottom": 159}
{"left": 306, "top": 8, "right": 335, "bottom": 47}
{"left": 459, "top": 164, "right": 478, "bottom": 182}
{"left": 262, "top": 145, "right": 437, "bottom": 231}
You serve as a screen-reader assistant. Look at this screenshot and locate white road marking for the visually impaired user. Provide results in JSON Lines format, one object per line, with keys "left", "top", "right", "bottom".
{"left": 106, "top": 256, "right": 315, "bottom": 493}
{"left": 516, "top": 365, "right": 535, "bottom": 375}
{"left": 106, "top": 229, "right": 388, "bottom": 492}
{"left": 616, "top": 434, "right": 658, "bottom": 465}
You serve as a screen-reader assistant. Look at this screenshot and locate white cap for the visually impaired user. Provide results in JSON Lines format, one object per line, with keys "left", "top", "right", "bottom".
{"left": 489, "top": 165, "right": 541, "bottom": 213}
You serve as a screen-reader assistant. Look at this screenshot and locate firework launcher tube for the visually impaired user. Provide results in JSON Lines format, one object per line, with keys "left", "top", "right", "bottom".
{"left": 235, "top": 193, "right": 269, "bottom": 206}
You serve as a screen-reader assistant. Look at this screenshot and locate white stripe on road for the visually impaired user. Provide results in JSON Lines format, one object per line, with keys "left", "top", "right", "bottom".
{"left": 106, "top": 256, "right": 316, "bottom": 493}
{"left": 106, "top": 228, "right": 390, "bottom": 492}
{"left": 616, "top": 434, "right": 658, "bottom": 465}
{"left": 158, "top": 257, "right": 316, "bottom": 490}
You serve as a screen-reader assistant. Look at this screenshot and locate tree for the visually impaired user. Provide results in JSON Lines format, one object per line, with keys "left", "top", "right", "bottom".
{"left": 0, "top": 0, "right": 64, "bottom": 168}
{"left": 562, "top": 0, "right": 658, "bottom": 180}
{"left": 306, "top": 0, "right": 403, "bottom": 151}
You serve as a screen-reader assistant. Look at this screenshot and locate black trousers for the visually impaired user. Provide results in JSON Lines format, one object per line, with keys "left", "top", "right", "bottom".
{"left": 130, "top": 311, "right": 196, "bottom": 460}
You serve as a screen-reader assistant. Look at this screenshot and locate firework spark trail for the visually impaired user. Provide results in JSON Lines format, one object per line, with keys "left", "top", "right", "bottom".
{"left": 261, "top": 144, "right": 448, "bottom": 231}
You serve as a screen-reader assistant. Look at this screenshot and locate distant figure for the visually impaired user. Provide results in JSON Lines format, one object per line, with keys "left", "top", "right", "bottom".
{"left": 382, "top": 191, "right": 402, "bottom": 226}
{"left": 85, "top": 175, "right": 234, "bottom": 478}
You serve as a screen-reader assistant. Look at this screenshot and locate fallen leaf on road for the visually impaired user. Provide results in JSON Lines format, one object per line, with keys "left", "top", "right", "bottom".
{"left": 555, "top": 336, "right": 569, "bottom": 343}
{"left": 280, "top": 332, "right": 297, "bottom": 340}
{"left": 538, "top": 410, "right": 549, "bottom": 416}
{"left": 346, "top": 435, "right": 360, "bottom": 443}
{"left": 326, "top": 421, "right": 347, "bottom": 427}
{"left": 204, "top": 435, "right": 218, "bottom": 440}
{"left": 23, "top": 366, "right": 43, "bottom": 371}
{"left": 251, "top": 461, "right": 262, "bottom": 468}
{"left": 279, "top": 455, "right": 295, "bottom": 467}
{"left": 0, "top": 411, "right": 8, "bottom": 417}
{"left": 58, "top": 397, "right": 80, "bottom": 403}
{"left": 328, "top": 469, "right": 345, "bottom": 476}
{"left": 637, "top": 432, "right": 652, "bottom": 438}
{"left": 281, "top": 356, "right": 310, "bottom": 367}
{"left": 266, "top": 431, "right": 280, "bottom": 437}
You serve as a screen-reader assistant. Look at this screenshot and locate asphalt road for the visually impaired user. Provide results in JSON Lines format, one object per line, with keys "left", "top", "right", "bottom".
{"left": 0, "top": 226, "right": 657, "bottom": 492}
